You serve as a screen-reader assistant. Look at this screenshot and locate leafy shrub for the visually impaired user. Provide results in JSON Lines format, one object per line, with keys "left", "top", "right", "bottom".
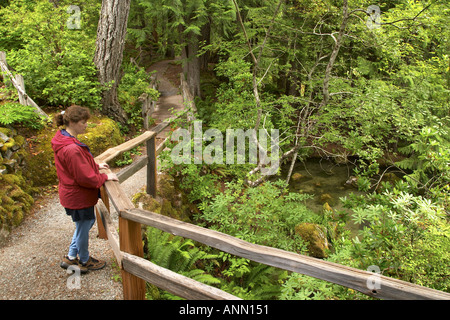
{"left": 118, "top": 63, "right": 159, "bottom": 131}
{"left": 342, "top": 189, "right": 450, "bottom": 292}
{"left": 197, "top": 180, "right": 315, "bottom": 253}
{"left": 78, "top": 115, "right": 124, "bottom": 157}
{"left": 0, "top": 102, "right": 44, "bottom": 129}
{"left": 396, "top": 124, "right": 450, "bottom": 199}
{"left": 0, "top": 0, "right": 102, "bottom": 108}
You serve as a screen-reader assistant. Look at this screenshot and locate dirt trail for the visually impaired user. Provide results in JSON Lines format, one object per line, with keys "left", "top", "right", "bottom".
{"left": 147, "top": 59, "right": 184, "bottom": 139}
{"left": 0, "top": 60, "right": 183, "bottom": 300}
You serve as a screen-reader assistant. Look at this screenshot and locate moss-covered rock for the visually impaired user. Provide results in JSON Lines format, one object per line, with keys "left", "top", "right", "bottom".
{"left": 0, "top": 127, "right": 13, "bottom": 137}
{"left": 295, "top": 222, "right": 329, "bottom": 258}
{"left": 23, "top": 126, "right": 59, "bottom": 187}
{"left": 132, "top": 191, "right": 161, "bottom": 213}
{"left": 323, "top": 202, "right": 333, "bottom": 212}
{"left": 78, "top": 116, "right": 124, "bottom": 157}
{"left": 1, "top": 137, "right": 15, "bottom": 152}
{"left": 0, "top": 173, "right": 34, "bottom": 234}
{"left": 0, "top": 127, "right": 36, "bottom": 239}
{"left": 318, "top": 193, "right": 335, "bottom": 205}
{"left": 292, "top": 172, "right": 303, "bottom": 181}
{"left": 157, "top": 174, "right": 176, "bottom": 200}
{"left": 132, "top": 174, "right": 193, "bottom": 223}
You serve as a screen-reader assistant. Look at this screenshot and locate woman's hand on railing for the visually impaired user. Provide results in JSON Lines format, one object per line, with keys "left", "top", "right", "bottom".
{"left": 98, "top": 162, "right": 110, "bottom": 170}
{"left": 106, "top": 173, "right": 119, "bottom": 181}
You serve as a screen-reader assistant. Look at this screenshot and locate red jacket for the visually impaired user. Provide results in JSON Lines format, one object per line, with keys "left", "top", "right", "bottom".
{"left": 52, "top": 130, "right": 107, "bottom": 209}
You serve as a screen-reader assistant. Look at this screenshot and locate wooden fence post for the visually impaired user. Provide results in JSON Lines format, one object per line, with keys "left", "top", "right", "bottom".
{"left": 15, "top": 74, "right": 26, "bottom": 105}
{"left": 119, "top": 216, "right": 146, "bottom": 300}
{"left": 139, "top": 93, "right": 150, "bottom": 130}
{"left": 0, "top": 51, "right": 7, "bottom": 74}
{"left": 99, "top": 170, "right": 146, "bottom": 300}
{"left": 146, "top": 136, "right": 157, "bottom": 197}
{"left": 95, "top": 187, "right": 109, "bottom": 240}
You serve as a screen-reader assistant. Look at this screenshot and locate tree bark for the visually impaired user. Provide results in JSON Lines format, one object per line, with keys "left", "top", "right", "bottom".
{"left": 94, "top": 0, "right": 131, "bottom": 124}
{"left": 182, "top": 38, "right": 202, "bottom": 99}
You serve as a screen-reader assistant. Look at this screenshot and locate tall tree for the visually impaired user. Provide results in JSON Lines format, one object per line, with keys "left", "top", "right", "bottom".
{"left": 94, "top": 0, "right": 131, "bottom": 124}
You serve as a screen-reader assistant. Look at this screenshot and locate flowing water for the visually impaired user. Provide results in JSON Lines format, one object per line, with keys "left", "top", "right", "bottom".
{"left": 278, "top": 158, "right": 365, "bottom": 235}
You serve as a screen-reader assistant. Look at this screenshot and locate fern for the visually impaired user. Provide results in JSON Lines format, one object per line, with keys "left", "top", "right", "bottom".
{"left": 0, "top": 102, "right": 42, "bottom": 128}
{"left": 145, "top": 227, "right": 220, "bottom": 299}
{"left": 241, "top": 262, "right": 284, "bottom": 300}
{"left": 396, "top": 126, "right": 450, "bottom": 194}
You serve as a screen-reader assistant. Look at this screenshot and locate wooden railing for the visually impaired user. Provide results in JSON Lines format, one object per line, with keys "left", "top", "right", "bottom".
{"left": 138, "top": 74, "right": 157, "bottom": 130}
{"left": 94, "top": 121, "right": 450, "bottom": 300}
{"left": 0, "top": 51, "right": 48, "bottom": 119}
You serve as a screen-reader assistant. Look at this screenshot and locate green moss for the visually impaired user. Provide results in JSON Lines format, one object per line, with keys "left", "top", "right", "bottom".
{"left": 160, "top": 199, "right": 179, "bottom": 218}
{"left": 23, "top": 126, "right": 58, "bottom": 187}
{"left": 132, "top": 191, "right": 161, "bottom": 213}
{"left": 0, "top": 173, "right": 34, "bottom": 231}
{"left": 14, "top": 135, "right": 25, "bottom": 146}
{"left": 79, "top": 116, "right": 124, "bottom": 157}
{"left": 157, "top": 175, "right": 176, "bottom": 199}
{"left": 295, "top": 223, "right": 329, "bottom": 258}
{"left": 131, "top": 174, "right": 193, "bottom": 223}
{"left": 0, "top": 127, "right": 12, "bottom": 136}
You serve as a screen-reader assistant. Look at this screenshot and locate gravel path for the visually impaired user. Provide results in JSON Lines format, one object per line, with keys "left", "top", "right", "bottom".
{"left": 0, "top": 167, "right": 151, "bottom": 300}
{"left": 0, "top": 195, "right": 122, "bottom": 300}
{"left": 0, "top": 59, "right": 183, "bottom": 300}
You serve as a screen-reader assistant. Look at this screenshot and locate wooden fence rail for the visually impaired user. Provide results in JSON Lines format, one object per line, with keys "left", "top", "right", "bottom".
{"left": 94, "top": 121, "right": 450, "bottom": 301}
{"left": 0, "top": 51, "right": 48, "bottom": 119}
{"left": 122, "top": 208, "right": 450, "bottom": 300}
{"left": 138, "top": 75, "right": 157, "bottom": 130}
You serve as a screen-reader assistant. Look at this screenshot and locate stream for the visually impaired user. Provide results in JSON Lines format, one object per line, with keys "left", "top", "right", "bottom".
{"left": 279, "top": 157, "right": 365, "bottom": 235}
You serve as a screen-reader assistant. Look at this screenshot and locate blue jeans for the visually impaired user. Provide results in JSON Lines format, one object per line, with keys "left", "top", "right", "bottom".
{"left": 68, "top": 218, "right": 95, "bottom": 264}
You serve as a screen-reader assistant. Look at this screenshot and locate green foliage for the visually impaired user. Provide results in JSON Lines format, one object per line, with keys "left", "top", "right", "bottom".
{"left": 217, "top": 255, "right": 286, "bottom": 300}
{"left": 0, "top": 0, "right": 102, "bottom": 108}
{"left": 118, "top": 63, "right": 159, "bottom": 131}
{"left": 208, "top": 57, "right": 260, "bottom": 130}
{"left": 196, "top": 179, "right": 314, "bottom": 253}
{"left": 0, "top": 102, "right": 44, "bottom": 129}
{"left": 1, "top": 0, "right": 448, "bottom": 300}
{"left": 396, "top": 124, "right": 450, "bottom": 198}
{"left": 159, "top": 131, "right": 224, "bottom": 204}
{"left": 280, "top": 273, "right": 342, "bottom": 300}
{"left": 342, "top": 189, "right": 450, "bottom": 292}
{"left": 144, "top": 227, "right": 220, "bottom": 299}
{"left": 114, "top": 147, "right": 142, "bottom": 167}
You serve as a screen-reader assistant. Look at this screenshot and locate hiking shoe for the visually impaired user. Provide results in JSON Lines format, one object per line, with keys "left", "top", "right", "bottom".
{"left": 60, "top": 256, "right": 88, "bottom": 274}
{"left": 81, "top": 256, "right": 106, "bottom": 271}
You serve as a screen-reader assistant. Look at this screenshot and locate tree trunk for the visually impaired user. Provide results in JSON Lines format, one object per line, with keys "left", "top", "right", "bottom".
{"left": 180, "top": 32, "right": 201, "bottom": 100}
{"left": 199, "top": 20, "right": 211, "bottom": 72}
{"left": 94, "top": 0, "right": 131, "bottom": 124}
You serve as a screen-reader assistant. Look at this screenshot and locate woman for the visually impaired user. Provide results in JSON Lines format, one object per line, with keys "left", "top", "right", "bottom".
{"left": 52, "top": 105, "right": 118, "bottom": 273}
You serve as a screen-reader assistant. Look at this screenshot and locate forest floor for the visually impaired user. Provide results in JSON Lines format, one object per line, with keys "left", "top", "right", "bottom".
{"left": 0, "top": 59, "right": 183, "bottom": 300}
